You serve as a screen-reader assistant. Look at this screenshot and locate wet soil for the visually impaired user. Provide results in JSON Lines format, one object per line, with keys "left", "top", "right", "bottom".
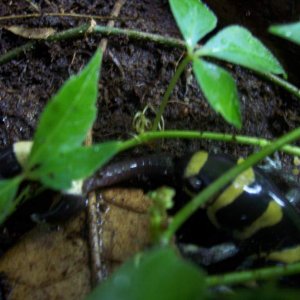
{"left": 0, "top": 0, "right": 300, "bottom": 294}
{"left": 1, "top": 1, "right": 299, "bottom": 157}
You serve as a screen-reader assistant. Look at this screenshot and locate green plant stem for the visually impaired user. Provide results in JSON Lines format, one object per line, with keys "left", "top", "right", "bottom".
{"left": 206, "top": 262, "right": 300, "bottom": 287}
{"left": 260, "top": 72, "right": 300, "bottom": 99}
{"left": 160, "top": 127, "right": 300, "bottom": 243}
{"left": 0, "top": 24, "right": 89, "bottom": 65}
{"left": 93, "top": 25, "right": 186, "bottom": 48}
{"left": 151, "top": 56, "right": 190, "bottom": 130}
{"left": 120, "top": 130, "right": 300, "bottom": 156}
{"left": 0, "top": 41, "right": 37, "bottom": 65}
{"left": 1, "top": 22, "right": 299, "bottom": 102}
{"left": 0, "top": 24, "right": 185, "bottom": 65}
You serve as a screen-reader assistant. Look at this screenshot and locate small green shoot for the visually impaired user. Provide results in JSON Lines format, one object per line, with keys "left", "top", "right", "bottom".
{"left": 169, "top": 0, "right": 217, "bottom": 51}
{"left": 0, "top": 49, "right": 122, "bottom": 223}
{"left": 27, "top": 50, "right": 102, "bottom": 168}
{"left": 153, "top": 0, "right": 285, "bottom": 129}
{"left": 148, "top": 186, "right": 175, "bottom": 243}
{"left": 269, "top": 22, "right": 300, "bottom": 46}
{"left": 133, "top": 105, "right": 164, "bottom": 134}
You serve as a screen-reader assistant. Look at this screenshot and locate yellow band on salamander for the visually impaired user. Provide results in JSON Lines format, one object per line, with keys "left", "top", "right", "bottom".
{"left": 234, "top": 201, "right": 283, "bottom": 240}
{"left": 207, "top": 158, "right": 255, "bottom": 228}
{"left": 184, "top": 151, "right": 208, "bottom": 178}
{"left": 265, "top": 245, "right": 300, "bottom": 264}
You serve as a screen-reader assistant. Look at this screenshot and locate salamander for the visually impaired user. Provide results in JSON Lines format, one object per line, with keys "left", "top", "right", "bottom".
{"left": 1, "top": 142, "right": 300, "bottom": 265}
{"left": 180, "top": 151, "right": 300, "bottom": 264}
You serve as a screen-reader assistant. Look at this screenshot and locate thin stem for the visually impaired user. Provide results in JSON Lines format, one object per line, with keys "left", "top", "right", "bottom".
{"left": 152, "top": 56, "right": 190, "bottom": 131}
{"left": 0, "top": 41, "right": 37, "bottom": 65}
{"left": 0, "top": 24, "right": 185, "bottom": 65}
{"left": 93, "top": 25, "right": 186, "bottom": 48}
{"left": 160, "top": 127, "right": 300, "bottom": 243}
{"left": 206, "top": 262, "right": 300, "bottom": 287}
{"left": 86, "top": 0, "right": 126, "bottom": 287}
{"left": 119, "top": 130, "right": 300, "bottom": 156}
{"left": 260, "top": 72, "right": 300, "bottom": 99}
{"left": 0, "top": 24, "right": 89, "bottom": 65}
{"left": 0, "top": 12, "right": 133, "bottom": 21}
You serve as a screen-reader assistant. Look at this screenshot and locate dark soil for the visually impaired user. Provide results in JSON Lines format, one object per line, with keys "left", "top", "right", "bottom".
{"left": 0, "top": 0, "right": 299, "bottom": 154}
{"left": 0, "top": 0, "right": 299, "bottom": 269}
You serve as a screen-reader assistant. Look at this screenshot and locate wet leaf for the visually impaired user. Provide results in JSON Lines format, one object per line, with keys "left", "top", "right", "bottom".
{"left": 269, "top": 22, "right": 300, "bottom": 46}
{"left": 169, "top": 0, "right": 217, "bottom": 50}
{"left": 193, "top": 58, "right": 241, "bottom": 128}
{"left": 200, "top": 25, "right": 285, "bottom": 76}
{"left": 4, "top": 26, "right": 56, "bottom": 39}
{"left": 30, "top": 142, "right": 122, "bottom": 190}
{"left": 0, "top": 177, "right": 22, "bottom": 224}
{"left": 28, "top": 50, "right": 102, "bottom": 168}
{"left": 86, "top": 246, "right": 206, "bottom": 300}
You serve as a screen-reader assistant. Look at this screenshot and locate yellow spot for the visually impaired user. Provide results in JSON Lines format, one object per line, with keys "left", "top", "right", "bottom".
{"left": 266, "top": 245, "right": 300, "bottom": 263}
{"left": 184, "top": 151, "right": 208, "bottom": 178}
{"left": 207, "top": 158, "right": 255, "bottom": 228}
{"left": 13, "top": 141, "right": 33, "bottom": 167}
{"left": 234, "top": 201, "right": 283, "bottom": 240}
{"left": 293, "top": 156, "right": 300, "bottom": 166}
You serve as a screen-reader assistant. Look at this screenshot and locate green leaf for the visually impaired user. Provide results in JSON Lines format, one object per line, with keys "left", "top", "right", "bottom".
{"left": 0, "top": 177, "right": 22, "bottom": 224}
{"left": 269, "top": 22, "right": 300, "bottom": 46}
{"left": 29, "top": 141, "right": 122, "bottom": 190}
{"left": 28, "top": 49, "right": 102, "bottom": 168}
{"left": 199, "top": 25, "right": 285, "bottom": 76}
{"left": 193, "top": 58, "right": 241, "bottom": 128}
{"left": 169, "top": 0, "right": 217, "bottom": 49}
{"left": 85, "top": 246, "right": 206, "bottom": 300}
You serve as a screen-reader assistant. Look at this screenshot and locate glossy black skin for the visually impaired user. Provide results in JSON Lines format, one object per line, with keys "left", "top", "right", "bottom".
{"left": 180, "top": 153, "right": 300, "bottom": 254}
{"left": 83, "top": 154, "right": 175, "bottom": 192}
{"left": 1, "top": 143, "right": 300, "bottom": 257}
{"left": 92, "top": 153, "right": 300, "bottom": 265}
{"left": 0, "top": 146, "right": 22, "bottom": 179}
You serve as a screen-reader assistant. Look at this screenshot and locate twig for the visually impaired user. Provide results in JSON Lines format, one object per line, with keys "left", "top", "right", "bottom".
{"left": 0, "top": 12, "right": 133, "bottom": 22}
{"left": 24, "top": 0, "right": 40, "bottom": 12}
{"left": 85, "top": 0, "right": 126, "bottom": 287}
{"left": 98, "top": 0, "right": 126, "bottom": 51}
{"left": 0, "top": 24, "right": 184, "bottom": 65}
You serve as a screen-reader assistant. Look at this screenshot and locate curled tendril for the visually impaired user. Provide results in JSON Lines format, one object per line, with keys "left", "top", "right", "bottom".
{"left": 132, "top": 105, "right": 164, "bottom": 133}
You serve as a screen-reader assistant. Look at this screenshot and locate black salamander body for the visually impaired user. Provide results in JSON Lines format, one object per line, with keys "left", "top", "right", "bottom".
{"left": 1, "top": 143, "right": 300, "bottom": 265}
{"left": 181, "top": 151, "right": 300, "bottom": 264}
{"left": 86, "top": 150, "right": 300, "bottom": 265}
{"left": 83, "top": 154, "right": 175, "bottom": 192}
